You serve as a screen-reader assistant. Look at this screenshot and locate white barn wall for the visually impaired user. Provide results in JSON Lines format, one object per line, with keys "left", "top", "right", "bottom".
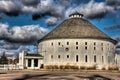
{"left": 39, "top": 39, "right": 115, "bottom": 69}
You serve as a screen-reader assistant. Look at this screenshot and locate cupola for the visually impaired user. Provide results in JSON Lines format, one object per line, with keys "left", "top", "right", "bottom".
{"left": 69, "top": 12, "right": 83, "bottom": 18}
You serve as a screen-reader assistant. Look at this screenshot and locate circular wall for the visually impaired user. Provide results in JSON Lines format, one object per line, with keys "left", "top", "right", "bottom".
{"left": 38, "top": 39, "right": 115, "bottom": 69}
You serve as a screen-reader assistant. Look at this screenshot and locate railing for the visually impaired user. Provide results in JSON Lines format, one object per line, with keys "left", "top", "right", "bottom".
{"left": 0, "top": 64, "right": 22, "bottom": 70}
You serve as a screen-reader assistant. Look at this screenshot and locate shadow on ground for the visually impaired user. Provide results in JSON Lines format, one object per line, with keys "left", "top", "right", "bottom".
{"left": 76, "top": 74, "right": 112, "bottom": 80}
{"left": 13, "top": 73, "right": 112, "bottom": 80}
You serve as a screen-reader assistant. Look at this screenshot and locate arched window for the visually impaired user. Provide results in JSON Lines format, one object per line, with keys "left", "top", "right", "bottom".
{"left": 58, "top": 55, "right": 60, "bottom": 59}
{"left": 116, "top": 59, "right": 117, "bottom": 64}
{"left": 94, "top": 55, "right": 96, "bottom": 63}
{"left": 85, "top": 55, "right": 87, "bottom": 62}
{"left": 76, "top": 46, "right": 78, "bottom": 50}
{"left": 67, "top": 55, "right": 69, "bottom": 58}
{"left": 101, "top": 43, "right": 103, "bottom": 46}
{"left": 58, "top": 42, "right": 60, "bottom": 45}
{"left": 76, "top": 55, "right": 78, "bottom": 62}
{"left": 108, "top": 56, "right": 110, "bottom": 63}
{"left": 102, "top": 56, "right": 104, "bottom": 63}
{"left": 85, "top": 46, "right": 87, "bottom": 50}
{"left": 67, "top": 42, "right": 69, "bottom": 45}
{"left": 51, "top": 55, "right": 53, "bottom": 59}
{"left": 51, "top": 42, "right": 53, "bottom": 46}
{"left": 76, "top": 42, "right": 78, "bottom": 45}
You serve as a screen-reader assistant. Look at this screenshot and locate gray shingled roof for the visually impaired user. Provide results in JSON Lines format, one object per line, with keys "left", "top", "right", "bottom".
{"left": 39, "top": 18, "right": 116, "bottom": 44}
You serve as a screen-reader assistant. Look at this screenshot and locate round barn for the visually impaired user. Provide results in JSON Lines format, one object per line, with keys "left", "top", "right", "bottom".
{"left": 38, "top": 13, "right": 116, "bottom": 69}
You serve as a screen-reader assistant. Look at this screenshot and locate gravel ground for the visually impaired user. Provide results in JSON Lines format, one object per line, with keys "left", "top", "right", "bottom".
{"left": 0, "top": 70, "right": 120, "bottom": 80}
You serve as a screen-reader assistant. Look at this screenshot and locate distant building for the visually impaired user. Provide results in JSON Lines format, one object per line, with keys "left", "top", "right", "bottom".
{"left": 19, "top": 13, "right": 117, "bottom": 70}
{"left": 19, "top": 51, "right": 43, "bottom": 69}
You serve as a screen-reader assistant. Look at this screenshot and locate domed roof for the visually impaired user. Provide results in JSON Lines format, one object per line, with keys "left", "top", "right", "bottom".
{"left": 39, "top": 17, "right": 116, "bottom": 44}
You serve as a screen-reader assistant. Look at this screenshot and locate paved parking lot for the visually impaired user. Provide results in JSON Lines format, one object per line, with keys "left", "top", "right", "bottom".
{"left": 0, "top": 70, "right": 120, "bottom": 80}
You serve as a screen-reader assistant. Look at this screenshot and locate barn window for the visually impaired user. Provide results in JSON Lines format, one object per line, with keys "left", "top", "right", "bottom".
{"left": 94, "top": 47, "right": 96, "bottom": 50}
{"left": 67, "top": 55, "right": 69, "bottom": 58}
{"left": 85, "top": 55, "right": 88, "bottom": 62}
{"left": 85, "top": 42, "right": 87, "bottom": 45}
{"left": 76, "top": 55, "right": 78, "bottom": 62}
{"left": 108, "top": 56, "right": 110, "bottom": 63}
{"left": 101, "top": 47, "right": 103, "bottom": 51}
{"left": 116, "top": 59, "right": 117, "bottom": 64}
{"left": 67, "top": 42, "right": 69, "bottom": 45}
{"left": 76, "top": 42, "right": 78, "bottom": 45}
{"left": 94, "top": 55, "right": 96, "bottom": 63}
{"left": 58, "top": 42, "right": 60, "bottom": 45}
{"left": 58, "top": 55, "right": 60, "bottom": 58}
{"left": 76, "top": 46, "right": 78, "bottom": 50}
{"left": 101, "top": 43, "right": 103, "bottom": 46}
{"left": 94, "top": 42, "right": 96, "bottom": 45}
{"left": 102, "top": 56, "right": 104, "bottom": 63}
{"left": 51, "top": 55, "right": 53, "bottom": 59}
{"left": 51, "top": 42, "right": 53, "bottom": 46}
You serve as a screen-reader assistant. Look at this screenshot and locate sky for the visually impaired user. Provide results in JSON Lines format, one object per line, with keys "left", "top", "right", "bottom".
{"left": 0, "top": 0, "right": 120, "bottom": 55}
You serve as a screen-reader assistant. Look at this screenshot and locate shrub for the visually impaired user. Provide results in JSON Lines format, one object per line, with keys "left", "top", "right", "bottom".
{"left": 53, "top": 65, "right": 59, "bottom": 69}
{"left": 71, "top": 65, "right": 79, "bottom": 70}
{"left": 80, "top": 65, "right": 96, "bottom": 70}
{"left": 80, "top": 66, "right": 86, "bottom": 70}
{"left": 102, "top": 67, "right": 106, "bottom": 70}
{"left": 45, "top": 65, "right": 53, "bottom": 69}
{"left": 87, "top": 65, "right": 96, "bottom": 70}
{"left": 64, "top": 65, "right": 70, "bottom": 69}
{"left": 108, "top": 65, "right": 119, "bottom": 70}
{"left": 59, "top": 65, "right": 64, "bottom": 69}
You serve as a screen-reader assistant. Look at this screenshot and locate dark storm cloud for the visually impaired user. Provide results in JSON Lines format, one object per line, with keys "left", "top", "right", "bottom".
{"left": 106, "top": 0, "right": 120, "bottom": 6}
{"left": 22, "top": 0, "right": 40, "bottom": 6}
{"left": 0, "top": 0, "right": 118, "bottom": 23}
{"left": 0, "top": 0, "right": 120, "bottom": 20}
{"left": 104, "top": 24, "right": 120, "bottom": 30}
{"left": 0, "top": 41, "right": 20, "bottom": 50}
{"left": 0, "top": 40, "right": 38, "bottom": 55}
{"left": 0, "top": 0, "right": 88, "bottom": 26}
{"left": 0, "top": 23, "right": 48, "bottom": 44}
{"left": 0, "top": 0, "right": 22, "bottom": 16}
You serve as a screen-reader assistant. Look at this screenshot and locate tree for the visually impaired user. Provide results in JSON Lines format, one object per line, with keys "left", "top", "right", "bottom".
{"left": 0, "top": 52, "right": 8, "bottom": 64}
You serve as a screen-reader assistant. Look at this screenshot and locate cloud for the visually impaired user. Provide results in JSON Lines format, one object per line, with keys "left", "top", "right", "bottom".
{"left": 22, "top": 0, "right": 40, "bottom": 6}
{"left": 106, "top": 0, "right": 120, "bottom": 10}
{"left": 0, "top": 0, "right": 118, "bottom": 25}
{"left": 0, "top": 0, "right": 119, "bottom": 20}
{"left": 0, "top": 41, "right": 38, "bottom": 55}
{"left": 0, "top": 23, "right": 48, "bottom": 44}
{"left": 0, "top": 41, "right": 20, "bottom": 50}
{"left": 0, "top": 23, "right": 48, "bottom": 55}
{"left": 0, "top": 0, "right": 22, "bottom": 16}
{"left": 112, "top": 37, "right": 120, "bottom": 53}
{"left": 104, "top": 24, "right": 120, "bottom": 30}
{"left": 106, "top": 0, "right": 120, "bottom": 6}
{"left": 66, "top": 0, "right": 114, "bottom": 19}
{"left": 46, "top": 17, "right": 58, "bottom": 26}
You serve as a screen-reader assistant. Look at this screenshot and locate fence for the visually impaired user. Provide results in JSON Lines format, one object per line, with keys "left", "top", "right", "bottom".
{"left": 0, "top": 64, "right": 22, "bottom": 70}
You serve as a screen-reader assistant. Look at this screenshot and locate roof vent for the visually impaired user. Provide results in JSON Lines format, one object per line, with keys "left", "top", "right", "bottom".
{"left": 69, "top": 12, "right": 83, "bottom": 18}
